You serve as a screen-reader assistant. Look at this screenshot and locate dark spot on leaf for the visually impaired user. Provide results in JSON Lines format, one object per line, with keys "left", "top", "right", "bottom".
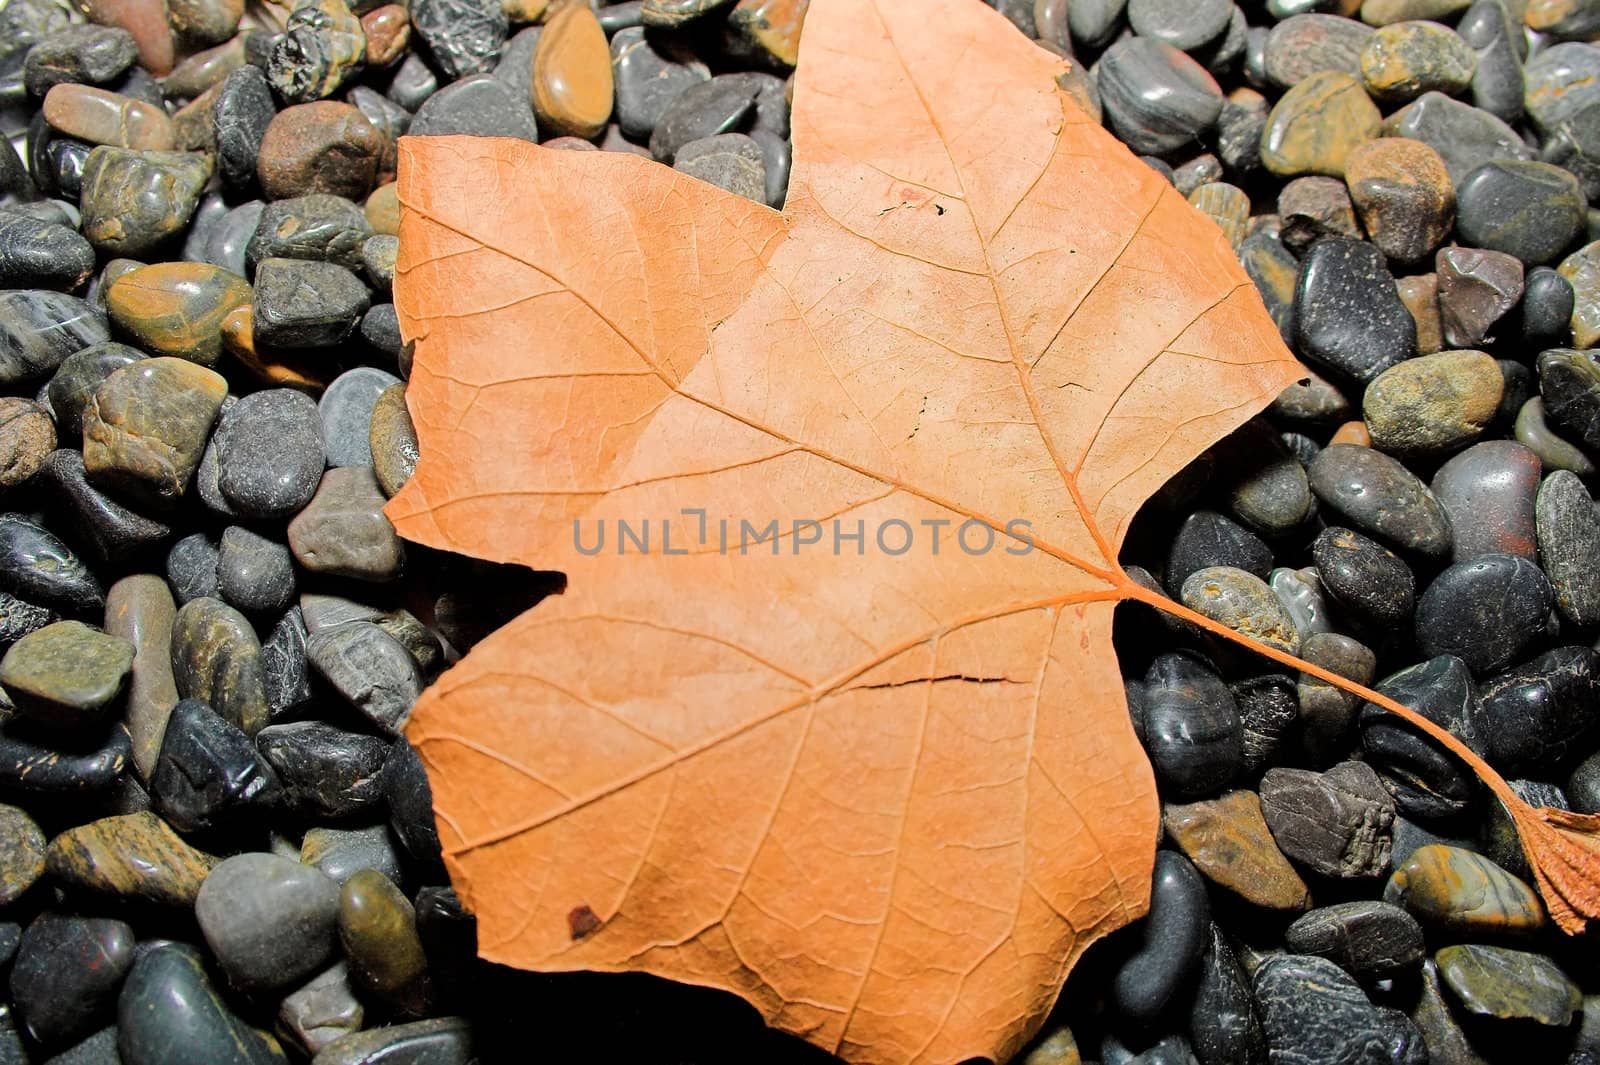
{"left": 568, "top": 904, "right": 602, "bottom": 940}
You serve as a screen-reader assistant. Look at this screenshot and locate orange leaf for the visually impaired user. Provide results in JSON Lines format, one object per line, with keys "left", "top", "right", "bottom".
{"left": 387, "top": 0, "right": 1600, "bottom": 1060}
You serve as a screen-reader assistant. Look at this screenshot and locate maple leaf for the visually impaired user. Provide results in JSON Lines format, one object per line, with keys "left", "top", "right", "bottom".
{"left": 386, "top": 0, "right": 1600, "bottom": 1061}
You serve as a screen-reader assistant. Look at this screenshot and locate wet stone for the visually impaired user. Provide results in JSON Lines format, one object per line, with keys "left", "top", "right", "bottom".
{"left": 214, "top": 389, "right": 325, "bottom": 519}
{"left": 1181, "top": 566, "right": 1299, "bottom": 653}
{"left": 198, "top": 201, "right": 264, "bottom": 278}
{"left": 0, "top": 212, "right": 96, "bottom": 290}
{"left": 165, "top": 533, "right": 219, "bottom": 605}
{"left": 253, "top": 258, "right": 369, "bottom": 350}
{"left": 408, "top": 74, "right": 536, "bottom": 140}
{"left": 261, "top": 606, "right": 312, "bottom": 716}
{"left": 369, "top": 382, "right": 416, "bottom": 497}
{"left": 1186, "top": 923, "right": 1265, "bottom": 1065}
{"left": 278, "top": 963, "right": 362, "bottom": 1056}
{"left": 339, "top": 868, "right": 429, "bottom": 1013}
{"left": 1284, "top": 901, "right": 1425, "bottom": 977}
{"left": 1382, "top": 91, "right": 1532, "bottom": 186}
{"left": 1471, "top": 645, "right": 1600, "bottom": 774}
{"left": 1384, "top": 843, "right": 1545, "bottom": 933}
{"left": 301, "top": 823, "right": 400, "bottom": 885}
{"left": 1414, "top": 553, "right": 1552, "bottom": 674}
{"left": 0, "top": 621, "right": 132, "bottom": 729}
{"left": 22, "top": 26, "right": 138, "bottom": 95}
{"left": 1525, "top": 41, "right": 1600, "bottom": 134}
{"left": 166, "top": 0, "right": 242, "bottom": 49}
{"left": 245, "top": 193, "right": 373, "bottom": 274}
{"left": 410, "top": 0, "right": 506, "bottom": 79}
{"left": 0, "top": 719, "right": 130, "bottom": 794}
{"left": 362, "top": 5, "right": 408, "bottom": 66}
{"left": 1360, "top": 0, "right": 1472, "bottom": 23}
{"left": 105, "top": 261, "right": 251, "bottom": 367}
{"left": 42, "top": 83, "right": 173, "bottom": 150}
{"left": 1096, "top": 39, "right": 1224, "bottom": 158}
{"left": 116, "top": 941, "right": 282, "bottom": 1065}
{"left": 1431, "top": 440, "right": 1540, "bottom": 563}
{"left": 1294, "top": 238, "right": 1415, "bottom": 383}
{"left": 0, "top": 514, "right": 103, "bottom": 615}
{"left": 1519, "top": 267, "right": 1577, "bottom": 349}
{"left": 170, "top": 596, "right": 269, "bottom": 736}
{"left": 1163, "top": 790, "right": 1310, "bottom": 910}
{"left": 1312, "top": 527, "right": 1415, "bottom": 629}
{"left": 360, "top": 235, "right": 395, "bottom": 293}
{"left": 1435, "top": 944, "right": 1580, "bottom": 1026}
{"left": 1343, "top": 137, "right": 1453, "bottom": 264}
{"left": 1297, "top": 631, "right": 1378, "bottom": 763}
{"left": 381, "top": 741, "right": 441, "bottom": 869}
{"left": 1187, "top": 182, "right": 1249, "bottom": 249}
{"left": 82, "top": 357, "right": 226, "bottom": 509}
{"left": 312, "top": 1018, "right": 471, "bottom": 1065}
{"left": 1516, "top": 396, "right": 1595, "bottom": 477}
{"left": 255, "top": 102, "right": 382, "bottom": 202}
{"left": 1456, "top": 160, "right": 1585, "bottom": 266}
{"left": 1142, "top": 652, "right": 1243, "bottom": 800}
{"left": 675, "top": 132, "right": 766, "bottom": 201}
{"left": 77, "top": 148, "right": 211, "bottom": 257}
{"left": 1271, "top": 364, "right": 1351, "bottom": 425}
{"left": 1361, "top": 655, "right": 1483, "bottom": 817}
{"left": 1458, "top": 0, "right": 1522, "bottom": 124}
{"left": 196, "top": 851, "right": 340, "bottom": 991}
{"left": 1112, "top": 851, "right": 1209, "bottom": 1027}
{"left": 647, "top": 74, "right": 756, "bottom": 162}
{"left": 1364, "top": 350, "right": 1502, "bottom": 455}
{"left": 103, "top": 574, "right": 177, "bottom": 782}
{"left": 151, "top": 698, "right": 278, "bottom": 832}
{"left": 258, "top": 721, "right": 388, "bottom": 820}
{"left": 46, "top": 811, "right": 211, "bottom": 905}
{"left": 0, "top": 398, "right": 54, "bottom": 487}
{"left": 1252, "top": 954, "right": 1427, "bottom": 1065}
{"left": 217, "top": 527, "right": 295, "bottom": 616}
{"left": 211, "top": 66, "right": 274, "bottom": 192}
{"left": 1260, "top": 760, "right": 1395, "bottom": 878}
{"left": 1128, "top": 0, "right": 1230, "bottom": 51}
{"left": 611, "top": 25, "right": 708, "bottom": 140}
{"left": 1264, "top": 14, "right": 1371, "bottom": 88}
{"left": 531, "top": 3, "right": 612, "bottom": 139}
{"left": 10, "top": 913, "right": 134, "bottom": 1047}
{"left": 306, "top": 621, "right": 420, "bottom": 734}
{"left": 1437, "top": 247, "right": 1522, "bottom": 348}
{"left": 0, "top": 291, "right": 111, "bottom": 387}
{"left": 266, "top": 0, "right": 366, "bottom": 104}
{"left": 0, "top": 806, "right": 44, "bottom": 905}
{"left": 1261, "top": 71, "right": 1381, "bottom": 179}
{"left": 1308, "top": 444, "right": 1453, "bottom": 558}
{"left": 1536, "top": 470, "right": 1600, "bottom": 625}
{"left": 1359, "top": 19, "right": 1477, "bottom": 104}
{"left": 1166, "top": 509, "right": 1273, "bottom": 592}
{"left": 385, "top": 52, "right": 437, "bottom": 112}
{"left": 1272, "top": 567, "right": 1332, "bottom": 644}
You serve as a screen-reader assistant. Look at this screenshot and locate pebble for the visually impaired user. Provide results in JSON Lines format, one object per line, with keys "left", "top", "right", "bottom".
{"left": 0, "top": 398, "right": 54, "bottom": 486}
{"left": 1384, "top": 843, "right": 1544, "bottom": 933}
{"left": 1222, "top": 424, "right": 1313, "bottom": 533}
{"left": 409, "top": 74, "right": 537, "bottom": 141}
{"left": 166, "top": 0, "right": 241, "bottom": 47}
{"left": 1425, "top": 445, "right": 1539, "bottom": 570}
{"left": 1264, "top": 14, "right": 1371, "bottom": 87}
{"left": 1455, "top": 160, "right": 1585, "bottom": 266}
{"left": 1312, "top": 527, "right": 1416, "bottom": 628}
{"left": 1435, "top": 944, "right": 1580, "bottom": 1026}
{"left": 1362, "top": 349, "right": 1503, "bottom": 455}
{"left": 1294, "top": 238, "right": 1416, "bottom": 383}
{"left": 1185, "top": 924, "right": 1265, "bottom": 1065}
{"left": 1414, "top": 553, "right": 1552, "bottom": 673}
{"left": 1186, "top": 182, "right": 1249, "bottom": 250}
{"left": 641, "top": 0, "right": 734, "bottom": 27}
{"left": 116, "top": 942, "right": 282, "bottom": 1065}
{"left": 1111, "top": 851, "right": 1209, "bottom": 1026}
{"left": 339, "top": 868, "right": 429, "bottom": 1013}
{"left": 255, "top": 102, "right": 381, "bottom": 202}
{"left": 311, "top": 1017, "right": 471, "bottom": 1065}
{"left": 10, "top": 913, "right": 134, "bottom": 1047}
{"left": 381, "top": 741, "right": 441, "bottom": 870}
{"left": 306, "top": 622, "right": 420, "bottom": 734}
{"left": 0, "top": 291, "right": 111, "bottom": 387}
{"left": 1361, "top": 0, "right": 1471, "bottom": 22}
{"left": 212, "top": 66, "right": 274, "bottom": 192}
{"left": 253, "top": 259, "right": 369, "bottom": 350}
{"left": 21, "top": 26, "right": 138, "bottom": 95}
{"left": 0, "top": 621, "right": 132, "bottom": 729}
{"left": 1271, "top": 567, "right": 1332, "bottom": 642}
{"left": 300, "top": 823, "right": 399, "bottom": 885}
{"left": 266, "top": 0, "right": 366, "bottom": 104}
{"left": 1471, "top": 645, "right": 1600, "bottom": 774}
{"left": 151, "top": 696, "right": 279, "bottom": 833}
{"left": 1516, "top": 395, "right": 1595, "bottom": 476}
{"left": 104, "top": 262, "right": 250, "bottom": 367}
{"left": 289, "top": 468, "right": 404, "bottom": 583}
{"left": 675, "top": 132, "right": 767, "bottom": 200}
{"left": 362, "top": 6, "right": 408, "bottom": 66}
{"left": 1458, "top": 0, "right": 1523, "bottom": 124}
{"left": 1252, "top": 954, "right": 1427, "bottom": 1064}
{"left": 1283, "top": 901, "right": 1425, "bottom": 977}
{"left": 166, "top": 532, "right": 219, "bottom": 604}
{"left": 0, "top": 807, "right": 43, "bottom": 906}
{"left": 46, "top": 811, "right": 212, "bottom": 906}
{"left": 1525, "top": 41, "right": 1600, "bottom": 135}
{"left": 102, "top": 575, "right": 177, "bottom": 782}
{"left": 77, "top": 147, "right": 211, "bottom": 257}
{"left": 0, "top": 514, "right": 104, "bottom": 615}
{"left": 1382, "top": 91, "right": 1532, "bottom": 186}
{"left": 649, "top": 73, "right": 759, "bottom": 162}
{"left": 1343, "top": 137, "right": 1453, "bottom": 264}
{"left": 246, "top": 194, "right": 372, "bottom": 274}
{"left": 1129, "top": 0, "right": 1231, "bottom": 51}
{"left": 611, "top": 25, "right": 708, "bottom": 140}
{"left": 0, "top": 213, "right": 96, "bottom": 292}
{"left": 1163, "top": 790, "right": 1310, "bottom": 910}
{"left": 1359, "top": 19, "right": 1477, "bottom": 103}
{"left": 278, "top": 963, "right": 362, "bottom": 1056}
{"left": 1437, "top": 247, "right": 1523, "bottom": 347}
{"left": 368, "top": 383, "right": 417, "bottom": 496}
{"left": 1166, "top": 509, "right": 1273, "bottom": 591}
{"left": 42, "top": 83, "right": 172, "bottom": 150}
{"left": 82, "top": 357, "right": 227, "bottom": 509}
{"left": 0, "top": 717, "right": 131, "bottom": 794}
{"left": 1308, "top": 444, "right": 1453, "bottom": 557}
{"left": 385, "top": 53, "right": 437, "bottom": 112}
{"left": 170, "top": 596, "right": 269, "bottom": 736}
{"left": 410, "top": 0, "right": 507, "bottom": 79}
{"left": 319, "top": 367, "right": 399, "bottom": 467}
{"left": 262, "top": 606, "right": 313, "bottom": 717}
{"left": 1180, "top": 565, "right": 1299, "bottom": 652}
{"left": 1261, "top": 71, "right": 1381, "bottom": 178}
{"left": 1260, "top": 760, "right": 1395, "bottom": 878}
{"left": 197, "top": 201, "right": 263, "bottom": 277}
{"left": 1141, "top": 652, "right": 1243, "bottom": 800}
{"left": 195, "top": 852, "right": 340, "bottom": 991}
{"left": 532, "top": 4, "right": 612, "bottom": 139}
{"left": 77, "top": 0, "right": 174, "bottom": 75}
{"left": 213, "top": 389, "right": 326, "bottom": 519}
{"left": 1092, "top": 38, "right": 1225, "bottom": 157}
{"left": 216, "top": 527, "right": 295, "bottom": 616}
{"left": 1536, "top": 470, "right": 1600, "bottom": 625}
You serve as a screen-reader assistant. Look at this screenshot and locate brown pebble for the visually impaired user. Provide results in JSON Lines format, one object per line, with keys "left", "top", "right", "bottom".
{"left": 1165, "top": 790, "right": 1313, "bottom": 910}
{"left": 256, "top": 101, "right": 383, "bottom": 201}
{"left": 1332, "top": 420, "right": 1373, "bottom": 446}
{"left": 167, "top": 0, "right": 243, "bottom": 46}
{"left": 106, "top": 261, "right": 252, "bottom": 368}
{"left": 1397, "top": 273, "right": 1444, "bottom": 354}
{"left": 728, "top": 0, "right": 808, "bottom": 68}
{"left": 45, "top": 811, "right": 216, "bottom": 906}
{"left": 1279, "top": 175, "right": 1363, "bottom": 255}
{"left": 1261, "top": 70, "right": 1383, "bottom": 178}
{"left": 543, "top": 136, "right": 600, "bottom": 150}
{"left": 170, "top": 81, "right": 223, "bottom": 152}
{"left": 1344, "top": 137, "right": 1454, "bottom": 264}
{"left": 361, "top": 5, "right": 410, "bottom": 66}
{"left": 500, "top": 0, "right": 548, "bottom": 21}
{"left": 160, "top": 36, "right": 246, "bottom": 98}
{"left": 0, "top": 398, "right": 55, "bottom": 488}
{"left": 369, "top": 383, "right": 417, "bottom": 498}
{"left": 532, "top": 4, "right": 614, "bottom": 140}
{"left": 221, "top": 305, "right": 332, "bottom": 393}
{"left": 42, "top": 84, "right": 175, "bottom": 150}
{"left": 364, "top": 183, "right": 399, "bottom": 236}
{"left": 78, "top": 0, "right": 175, "bottom": 74}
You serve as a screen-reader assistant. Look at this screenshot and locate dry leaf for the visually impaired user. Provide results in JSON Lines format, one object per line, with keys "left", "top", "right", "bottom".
{"left": 387, "top": 0, "right": 1600, "bottom": 1061}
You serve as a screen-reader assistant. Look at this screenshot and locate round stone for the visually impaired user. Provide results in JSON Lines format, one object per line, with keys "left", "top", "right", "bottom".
{"left": 320, "top": 366, "right": 401, "bottom": 467}
{"left": 0, "top": 620, "right": 133, "bottom": 729}
{"left": 41, "top": 83, "right": 173, "bottom": 150}
{"left": 1414, "top": 553, "right": 1553, "bottom": 673}
{"left": 1362, "top": 349, "right": 1502, "bottom": 453}
{"left": 216, "top": 527, "right": 295, "bottom": 616}
{"left": 104, "top": 262, "right": 251, "bottom": 368}
{"left": 531, "top": 3, "right": 612, "bottom": 139}
{"left": 1432, "top": 440, "right": 1541, "bottom": 561}
{"left": 82, "top": 357, "right": 228, "bottom": 509}
{"left": 338, "top": 868, "right": 430, "bottom": 1013}
{"left": 1359, "top": 20, "right": 1477, "bottom": 104}
{"left": 1294, "top": 237, "right": 1416, "bottom": 382}
{"left": 1264, "top": 14, "right": 1372, "bottom": 88}
{"left": 0, "top": 398, "right": 54, "bottom": 487}
{"left": 1140, "top": 652, "right": 1243, "bottom": 800}
{"left": 1128, "top": 0, "right": 1231, "bottom": 51}
{"left": 1455, "top": 160, "right": 1586, "bottom": 266}
{"left": 77, "top": 148, "right": 211, "bottom": 257}
{"left": 409, "top": 74, "right": 537, "bottom": 141}
{"left": 369, "top": 382, "right": 417, "bottom": 497}
{"left": 213, "top": 389, "right": 326, "bottom": 519}
{"left": 253, "top": 258, "right": 370, "bottom": 350}
{"left": 1343, "top": 137, "right": 1453, "bottom": 264}
{"left": 1436, "top": 945, "right": 1581, "bottom": 1026}
{"left": 0, "top": 806, "right": 44, "bottom": 906}
{"left": 1096, "top": 38, "right": 1225, "bottom": 157}
{"left": 0, "top": 213, "right": 97, "bottom": 291}
{"left": 170, "top": 596, "right": 269, "bottom": 736}
{"left": 1308, "top": 443, "right": 1453, "bottom": 557}
{"left": 195, "top": 852, "right": 341, "bottom": 991}
{"left": 1181, "top": 565, "right": 1299, "bottom": 652}
{"left": 1312, "top": 526, "right": 1416, "bottom": 628}
{"left": 265, "top": 0, "right": 366, "bottom": 104}
{"left": 1260, "top": 70, "right": 1382, "bottom": 178}
{"left": 255, "top": 102, "right": 383, "bottom": 201}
